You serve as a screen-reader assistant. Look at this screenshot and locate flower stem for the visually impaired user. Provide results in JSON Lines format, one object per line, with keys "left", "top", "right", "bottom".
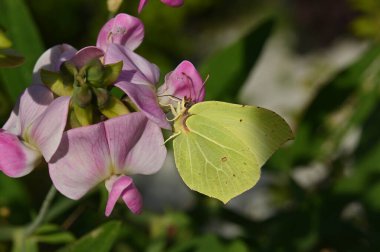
{"left": 24, "top": 186, "right": 57, "bottom": 237}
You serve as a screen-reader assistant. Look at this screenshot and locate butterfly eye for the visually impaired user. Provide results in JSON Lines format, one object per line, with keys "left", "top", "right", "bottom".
{"left": 184, "top": 97, "right": 193, "bottom": 109}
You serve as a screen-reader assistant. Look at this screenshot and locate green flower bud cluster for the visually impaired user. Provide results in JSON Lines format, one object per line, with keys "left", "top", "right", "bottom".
{"left": 40, "top": 59, "right": 130, "bottom": 128}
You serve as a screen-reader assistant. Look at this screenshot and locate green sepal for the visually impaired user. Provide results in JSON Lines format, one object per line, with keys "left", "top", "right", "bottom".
{"left": 73, "top": 102, "right": 93, "bottom": 126}
{"left": 68, "top": 109, "right": 82, "bottom": 129}
{"left": 72, "top": 84, "right": 92, "bottom": 107}
{"left": 0, "top": 48, "right": 24, "bottom": 67}
{"left": 103, "top": 61, "right": 123, "bottom": 86}
{"left": 100, "top": 95, "right": 130, "bottom": 119}
{"left": 0, "top": 30, "right": 12, "bottom": 49}
{"left": 40, "top": 69, "right": 73, "bottom": 96}
{"left": 93, "top": 87, "right": 110, "bottom": 109}
{"left": 61, "top": 61, "right": 78, "bottom": 77}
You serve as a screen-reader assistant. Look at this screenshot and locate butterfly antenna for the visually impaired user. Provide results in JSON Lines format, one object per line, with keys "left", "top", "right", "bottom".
{"left": 196, "top": 74, "right": 209, "bottom": 101}
{"left": 157, "top": 94, "right": 181, "bottom": 101}
{"left": 181, "top": 72, "right": 196, "bottom": 101}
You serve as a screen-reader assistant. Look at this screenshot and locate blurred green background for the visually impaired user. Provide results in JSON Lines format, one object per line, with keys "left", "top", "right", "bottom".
{"left": 1, "top": 0, "right": 380, "bottom": 251}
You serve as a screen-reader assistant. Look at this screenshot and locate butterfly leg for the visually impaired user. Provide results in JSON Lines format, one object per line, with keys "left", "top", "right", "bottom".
{"left": 163, "top": 131, "right": 182, "bottom": 144}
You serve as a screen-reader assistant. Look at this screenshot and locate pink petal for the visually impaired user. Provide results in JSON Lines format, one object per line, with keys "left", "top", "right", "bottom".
{"left": 0, "top": 130, "right": 41, "bottom": 177}
{"left": 160, "top": 0, "right": 184, "bottom": 7}
{"left": 158, "top": 60, "right": 205, "bottom": 105}
{"left": 49, "top": 123, "right": 111, "bottom": 200}
{"left": 105, "top": 175, "right": 142, "bottom": 216}
{"left": 104, "top": 112, "right": 167, "bottom": 174}
{"left": 105, "top": 43, "right": 159, "bottom": 86}
{"left": 3, "top": 100, "right": 21, "bottom": 135}
{"left": 49, "top": 112, "right": 167, "bottom": 201}
{"left": 96, "top": 13, "right": 144, "bottom": 52}
{"left": 138, "top": 0, "right": 148, "bottom": 13}
{"left": 68, "top": 46, "right": 104, "bottom": 69}
{"left": 28, "top": 96, "right": 71, "bottom": 161}
{"left": 115, "top": 82, "right": 171, "bottom": 129}
{"left": 18, "top": 85, "right": 54, "bottom": 135}
{"left": 32, "top": 44, "right": 77, "bottom": 84}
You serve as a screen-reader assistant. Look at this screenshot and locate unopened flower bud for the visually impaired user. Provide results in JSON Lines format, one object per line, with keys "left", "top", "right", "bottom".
{"left": 107, "top": 0, "right": 123, "bottom": 14}
{"left": 73, "top": 84, "right": 92, "bottom": 107}
{"left": 85, "top": 60, "right": 105, "bottom": 87}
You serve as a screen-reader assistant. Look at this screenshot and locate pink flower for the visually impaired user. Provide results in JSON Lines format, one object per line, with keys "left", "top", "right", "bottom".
{"left": 0, "top": 85, "right": 70, "bottom": 177}
{"left": 138, "top": 0, "right": 184, "bottom": 13}
{"left": 49, "top": 112, "right": 167, "bottom": 216}
{"left": 104, "top": 43, "right": 171, "bottom": 129}
{"left": 96, "top": 14, "right": 144, "bottom": 53}
{"left": 157, "top": 60, "right": 205, "bottom": 106}
{"left": 98, "top": 14, "right": 171, "bottom": 130}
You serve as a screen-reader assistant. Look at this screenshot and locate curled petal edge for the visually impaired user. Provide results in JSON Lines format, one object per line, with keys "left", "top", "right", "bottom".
{"left": 105, "top": 175, "right": 143, "bottom": 216}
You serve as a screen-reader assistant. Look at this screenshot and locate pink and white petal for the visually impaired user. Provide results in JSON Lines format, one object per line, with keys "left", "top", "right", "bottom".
{"left": 160, "top": 0, "right": 184, "bottom": 7}
{"left": 123, "top": 118, "right": 166, "bottom": 175}
{"left": 104, "top": 113, "right": 147, "bottom": 173}
{"left": 105, "top": 175, "right": 142, "bottom": 216}
{"left": 68, "top": 46, "right": 104, "bottom": 69}
{"left": 28, "top": 96, "right": 71, "bottom": 161}
{"left": 0, "top": 130, "right": 41, "bottom": 178}
{"left": 19, "top": 85, "right": 54, "bottom": 134}
{"left": 3, "top": 111, "right": 21, "bottom": 135}
{"left": 138, "top": 0, "right": 148, "bottom": 13}
{"left": 96, "top": 13, "right": 144, "bottom": 52}
{"left": 49, "top": 123, "right": 111, "bottom": 200}
{"left": 158, "top": 60, "right": 205, "bottom": 105}
{"left": 32, "top": 44, "right": 77, "bottom": 84}
{"left": 3, "top": 99, "right": 21, "bottom": 135}
{"left": 115, "top": 82, "right": 171, "bottom": 129}
{"left": 105, "top": 44, "right": 159, "bottom": 85}
{"left": 104, "top": 111, "right": 166, "bottom": 175}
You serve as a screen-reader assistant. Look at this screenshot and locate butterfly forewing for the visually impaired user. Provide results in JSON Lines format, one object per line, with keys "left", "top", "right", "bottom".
{"left": 173, "top": 101, "right": 293, "bottom": 203}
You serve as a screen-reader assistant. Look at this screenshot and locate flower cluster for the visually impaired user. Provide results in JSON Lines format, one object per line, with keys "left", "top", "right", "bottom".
{"left": 0, "top": 11, "right": 205, "bottom": 216}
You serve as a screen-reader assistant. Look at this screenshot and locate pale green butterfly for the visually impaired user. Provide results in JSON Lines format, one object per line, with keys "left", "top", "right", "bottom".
{"left": 168, "top": 98, "right": 294, "bottom": 203}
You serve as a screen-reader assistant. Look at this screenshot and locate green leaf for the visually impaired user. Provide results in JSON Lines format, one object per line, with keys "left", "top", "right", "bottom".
{"left": 273, "top": 45, "right": 380, "bottom": 172}
{"left": 32, "top": 224, "right": 75, "bottom": 245}
{"left": 227, "top": 240, "right": 249, "bottom": 252}
{"left": 173, "top": 101, "right": 293, "bottom": 203}
{"left": 199, "top": 18, "right": 274, "bottom": 102}
{"left": 35, "top": 232, "right": 75, "bottom": 245}
{"left": 0, "top": 0, "right": 44, "bottom": 102}
{"left": 195, "top": 234, "right": 225, "bottom": 252}
{"left": 0, "top": 48, "right": 24, "bottom": 67}
{"left": 57, "top": 221, "right": 121, "bottom": 252}
{"left": 0, "top": 173, "right": 28, "bottom": 205}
